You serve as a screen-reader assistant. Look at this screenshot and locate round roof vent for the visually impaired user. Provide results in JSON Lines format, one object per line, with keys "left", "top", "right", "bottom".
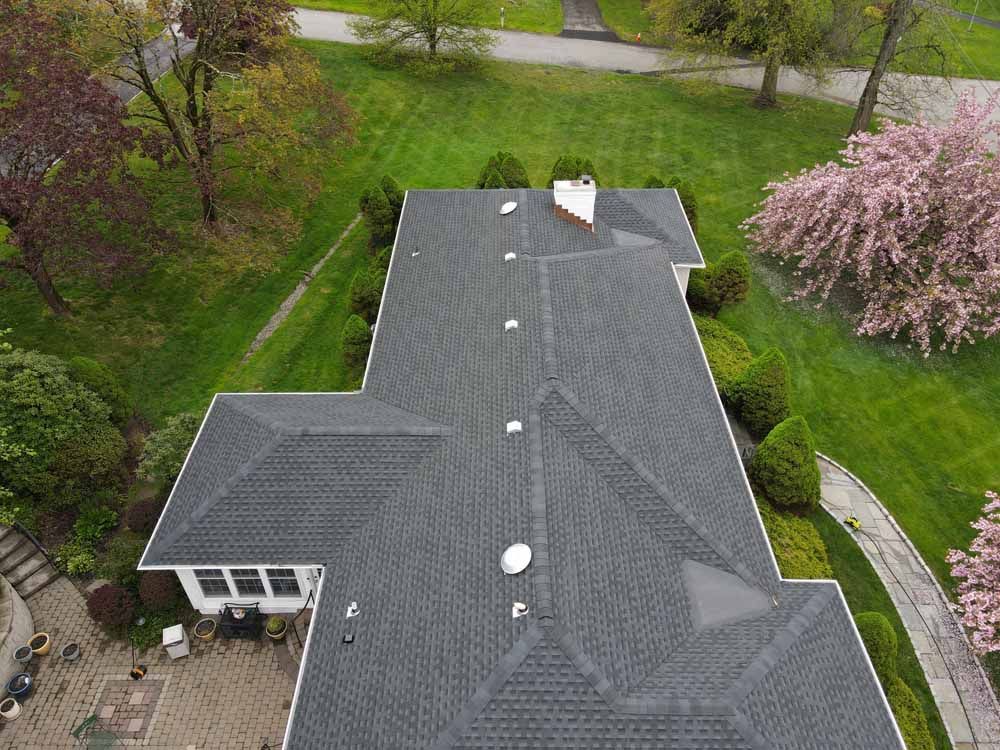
{"left": 500, "top": 543, "right": 532, "bottom": 575}
{"left": 500, "top": 201, "right": 517, "bottom": 215}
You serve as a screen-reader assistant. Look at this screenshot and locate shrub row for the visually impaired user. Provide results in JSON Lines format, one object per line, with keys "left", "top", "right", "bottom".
{"left": 755, "top": 499, "right": 832, "bottom": 579}
{"left": 477, "top": 151, "right": 531, "bottom": 189}
{"left": 854, "top": 612, "right": 934, "bottom": 750}
{"left": 693, "top": 316, "right": 753, "bottom": 401}
{"left": 687, "top": 251, "right": 751, "bottom": 316}
{"left": 749, "top": 416, "right": 821, "bottom": 511}
{"left": 359, "top": 175, "right": 404, "bottom": 247}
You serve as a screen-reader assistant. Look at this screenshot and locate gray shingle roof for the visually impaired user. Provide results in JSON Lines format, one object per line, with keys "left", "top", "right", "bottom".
{"left": 142, "top": 188, "right": 901, "bottom": 749}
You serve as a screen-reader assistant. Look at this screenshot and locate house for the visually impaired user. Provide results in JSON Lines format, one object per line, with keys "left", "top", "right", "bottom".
{"left": 139, "top": 181, "right": 904, "bottom": 748}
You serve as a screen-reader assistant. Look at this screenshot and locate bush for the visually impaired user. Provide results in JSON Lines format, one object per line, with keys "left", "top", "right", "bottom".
{"left": 693, "top": 316, "right": 753, "bottom": 402}
{"left": 96, "top": 534, "right": 147, "bottom": 589}
{"left": 710, "top": 251, "right": 751, "bottom": 309}
{"left": 371, "top": 246, "right": 392, "bottom": 277}
{"left": 667, "top": 175, "right": 698, "bottom": 235}
{"left": 643, "top": 174, "right": 665, "bottom": 188}
{"left": 477, "top": 151, "right": 531, "bottom": 189}
{"left": 87, "top": 583, "right": 135, "bottom": 627}
{"left": 342, "top": 314, "right": 372, "bottom": 368}
{"left": 73, "top": 506, "right": 119, "bottom": 546}
{"left": 482, "top": 167, "right": 506, "bottom": 189}
{"left": 886, "top": 676, "right": 934, "bottom": 750}
{"left": 349, "top": 268, "right": 385, "bottom": 323}
{"left": 55, "top": 538, "right": 96, "bottom": 576}
{"left": 125, "top": 498, "right": 164, "bottom": 536}
{"left": 67, "top": 357, "right": 133, "bottom": 427}
{"left": 854, "top": 612, "right": 898, "bottom": 687}
{"left": 749, "top": 416, "right": 821, "bottom": 510}
{"left": 139, "top": 412, "right": 200, "bottom": 485}
{"left": 547, "top": 155, "right": 599, "bottom": 187}
{"left": 756, "top": 500, "right": 832, "bottom": 579}
{"left": 49, "top": 422, "right": 127, "bottom": 509}
{"left": 686, "top": 267, "right": 719, "bottom": 315}
{"left": 731, "top": 347, "right": 791, "bottom": 437}
{"left": 380, "top": 175, "right": 404, "bottom": 223}
{"left": 138, "top": 571, "right": 180, "bottom": 611}
{"left": 359, "top": 185, "right": 396, "bottom": 246}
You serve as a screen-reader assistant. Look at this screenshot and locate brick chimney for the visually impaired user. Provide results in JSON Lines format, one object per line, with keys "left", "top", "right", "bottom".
{"left": 553, "top": 175, "right": 596, "bottom": 232}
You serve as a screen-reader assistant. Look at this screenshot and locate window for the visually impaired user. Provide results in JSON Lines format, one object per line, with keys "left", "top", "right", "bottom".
{"left": 230, "top": 568, "right": 266, "bottom": 597}
{"left": 194, "top": 569, "right": 231, "bottom": 598}
{"left": 266, "top": 569, "right": 301, "bottom": 598}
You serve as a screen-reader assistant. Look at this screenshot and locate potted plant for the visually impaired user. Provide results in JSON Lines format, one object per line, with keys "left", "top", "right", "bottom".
{"left": 265, "top": 615, "right": 287, "bottom": 641}
{"left": 60, "top": 643, "right": 81, "bottom": 662}
{"left": 0, "top": 697, "right": 20, "bottom": 721}
{"left": 12, "top": 645, "right": 32, "bottom": 665}
{"left": 6, "top": 673, "right": 32, "bottom": 702}
{"left": 194, "top": 617, "right": 217, "bottom": 641}
{"left": 29, "top": 632, "right": 50, "bottom": 656}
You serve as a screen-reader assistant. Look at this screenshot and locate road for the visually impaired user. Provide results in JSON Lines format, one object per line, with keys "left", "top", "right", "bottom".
{"left": 294, "top": 8, "right": 1000, "bottom": 125}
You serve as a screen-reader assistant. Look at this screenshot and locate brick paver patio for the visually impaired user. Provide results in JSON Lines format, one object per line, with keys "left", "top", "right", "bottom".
{"left": 0, "top": 577, "right": 296, "bottom": 749}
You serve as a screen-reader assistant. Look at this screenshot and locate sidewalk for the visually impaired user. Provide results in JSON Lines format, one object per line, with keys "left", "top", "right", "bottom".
{"left": 294, "top": 7, "right": 1000, "bottom": 125}
{"left": 819, "top": 455, "right": 1000, "bottom": 750}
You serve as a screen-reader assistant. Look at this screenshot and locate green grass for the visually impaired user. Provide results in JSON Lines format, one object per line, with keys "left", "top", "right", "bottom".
{"left": 954, "top": 0, "right": 1000, "bottom": 23}
{"left": 596, "top": 0, "right": 651, "bottom": 41}
{"left": 4, "top": 40, "right": 999, "bottom": 610}
{"left": 811, "top": 510, "right": 951, "bottom": 750}
{"left": 293, "top": 0, "right": 564, "bottom": 34}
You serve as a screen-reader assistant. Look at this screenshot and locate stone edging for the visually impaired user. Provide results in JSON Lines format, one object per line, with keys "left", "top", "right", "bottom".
{"left": 817, "top": 450, "right": 1000, "bottom": 741}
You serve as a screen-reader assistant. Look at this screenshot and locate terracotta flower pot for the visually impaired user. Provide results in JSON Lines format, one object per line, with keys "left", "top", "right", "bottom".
{"left": 28, "top": 633, "right": 50, "bottom": 656}
{"left": 194, "top": 618, "right": 217, "bottom": 641}
{"left": 0, "top": 697, "right": 20, "bottom": 721}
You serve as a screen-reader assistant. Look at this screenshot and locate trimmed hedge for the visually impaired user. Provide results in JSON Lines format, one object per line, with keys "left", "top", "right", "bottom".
{"left": 68, "top": 356, "right": 133, "bottom": 427}
{"left": 686, "top": 267, "right": 719, "bottom": 316}
{"left": 482, "top": 168, "right": 506, "bottom": 189}
{"left": 854, "top": 612, "right": 898, "bottom": 686}
{"left": 693, "top": 316, "right": 753, "bottom": 402}
{"left": 643, "top": 174, "right": 665, "bottom": 188}
{"left": 749, "top": 416, "right": 821, "bottom": 510}
{"left": 887, "top": 676, "right": 935, "bottom": 750}
{"left": 547, "top": 155, "right": 599, "bottom": 187}
{"left": 349, "top": 268, "right": 385, "bottom": 323}
{"left": 711, "top": 251, "right": 751, "bottom": 308}
{"left": 756, "top": 499, "right": 833, "bottom": 579}
{"left": 667, "top": 175, "right": 698, "bottom": 235}
{"left": 731, "top": 347, "right": 791, "bottom": 437}
{"left": 342, "top": 314, "right": 372, "bottom": 368}
{"left": 476, "top": 152, "right": 531, "bottom": 189}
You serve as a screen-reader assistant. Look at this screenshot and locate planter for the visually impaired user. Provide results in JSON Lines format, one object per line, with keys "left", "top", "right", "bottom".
{"left": 265, "top": 616, "right": 287, "bottom": 642}
{"left": 28, "top": 632, "right": 50, "bottom": 656}
{"left": 60, "top": 643, "right": 80, "bottom": 662}
{"left": 0, "top": 697, "right": 20, "bottom": 721}
{"left": 6, "top": 673, "right": 32, "bottom": 701}
{"left": 12, "top": 646, "right": 32, "bottom": 665}
{"left": 194, "top": 618, "right": 217, "bottom": 641}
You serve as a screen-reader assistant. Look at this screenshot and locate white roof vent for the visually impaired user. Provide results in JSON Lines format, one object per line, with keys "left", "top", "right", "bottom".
{"left": 506, "top": 420, "right": 522, "bottom": 434}
{"left": 501, "top": 544, "right": 532, "bottom": 575}
{"left": 500, "top": 201, "right": 518, "bottom": 215}
{"left": 553, "top": 176, "right": 596, "bottom": 232}
{"left": 504, "top": 252, "right": 517, "bottom": 262}
{"left": 504, "top": 319, "right": 518, "bottom": 331}
{"left": 512, "top": 602, "right": 529, "bottom": 619}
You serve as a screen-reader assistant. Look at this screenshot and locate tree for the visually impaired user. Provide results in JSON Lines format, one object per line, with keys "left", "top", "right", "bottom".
{"left": 139, "top": 413, "right": 201, "bottom": 485}
{"left": 548, "top": 155, "right": 599, "bottom": 187}
{"left": 730, "top": 347, "right": 790, "bottom": 437}
{"left": 0, "top": 1, "right": 156, "bottom": 316}
{"left": 349, "top": 0, "right": 497, "bottom": 69}
{"left": 742, "top": 94, "right": 1000, "bottom": 355}
{"left": 360, "top": 184, "right": 398, "bottom": 246}
{"left": 947, "top": 491, "right": 1000, "bottom": 654}
{"left": 648, "top": 0, "right": 837, "bottom": 107}
{"left": 95, "top": 0, "right": 355, "bottom": 223}
{"left": 749, "top": 416, "right": 821, "bottom": 510}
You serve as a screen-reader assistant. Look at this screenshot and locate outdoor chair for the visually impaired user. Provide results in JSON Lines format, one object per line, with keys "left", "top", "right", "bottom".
{"left": 70, "top": 714, "right": 123, "bottom": 748}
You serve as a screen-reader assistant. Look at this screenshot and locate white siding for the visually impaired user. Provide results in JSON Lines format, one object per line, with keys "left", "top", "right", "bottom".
{"left": 674, "top": 266, "right": 692, "bottom": 296}
{"left": 175, "top": 567, "right": 322, "bottom": 614}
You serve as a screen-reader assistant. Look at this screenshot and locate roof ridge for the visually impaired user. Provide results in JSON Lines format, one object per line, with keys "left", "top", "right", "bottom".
{"left": 527, "top": 382, "right": 556, "bottom": 622}
{"left": 723, "top": 585, "right": 838, "bottom": 707}
{"left": 547, "top": 381, "right": 773, "bottom": 594}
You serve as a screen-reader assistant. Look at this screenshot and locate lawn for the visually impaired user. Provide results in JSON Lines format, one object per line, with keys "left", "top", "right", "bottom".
{"left": 293, "top": 0, "right": 564, "bottom": 34}
{"left": 596, "top": 0, "right": 651, "bottom": 40}
{"left": 4, "top": 39, "right": 998, "bottom": 626}
{"left": 811, "top": 510, "right": 952, "bottom": 750}
{"left": 954, "top": 0, "right": 1000, "bottom": 23}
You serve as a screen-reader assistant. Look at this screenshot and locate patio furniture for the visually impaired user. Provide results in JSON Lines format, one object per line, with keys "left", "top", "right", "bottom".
{"left": 71, "top": 715, "right": 122, "bottom": 748}
{"left": 219, "top": 602, "right": 264, "bottom": 640}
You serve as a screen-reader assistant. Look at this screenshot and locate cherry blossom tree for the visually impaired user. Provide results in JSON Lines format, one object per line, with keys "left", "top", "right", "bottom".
{"left": 947, "top": 492, "right": 1000, "bottom": 654}
{"left": 742, "top": 93, "right": 1000, "bottom": 355}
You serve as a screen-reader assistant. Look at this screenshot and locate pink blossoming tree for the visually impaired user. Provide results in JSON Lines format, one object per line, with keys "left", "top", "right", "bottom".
{"left": 741, "top": 93, "right": 1000, "bottom": 354}
{"left": 947, "top": 492, "right": 1000, "bottom": 653}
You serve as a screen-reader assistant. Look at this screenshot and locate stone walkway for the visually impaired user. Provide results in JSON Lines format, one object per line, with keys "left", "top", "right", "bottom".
{"left": 0, "top": 577, "right": 294, "bottom": 749}
{"left": 819, "top": 455, "right": 1000, "bottom": 750}
{"left": 559, "top": 0, "right": 618, "bottom": 41}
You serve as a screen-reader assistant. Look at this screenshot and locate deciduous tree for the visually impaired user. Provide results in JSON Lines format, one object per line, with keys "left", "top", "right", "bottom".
{"left": 742, "top": 93, "right": 1000, "bottom": 355}
{"left": 0, "top": 1, "right": 155, "bottom": 316}
{"left": 948, "top": 491, "right": 1000, "bottom": 654}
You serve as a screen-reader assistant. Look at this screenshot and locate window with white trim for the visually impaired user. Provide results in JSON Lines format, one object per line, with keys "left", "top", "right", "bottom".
{"left": 266, "top": 569, "right": 301, "bottom": 598}
{"left": 194, "top": 569, "right": 231, "bottom": 598}
{"left": 230, "top": 568, "right": 266, "bottom": 597}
